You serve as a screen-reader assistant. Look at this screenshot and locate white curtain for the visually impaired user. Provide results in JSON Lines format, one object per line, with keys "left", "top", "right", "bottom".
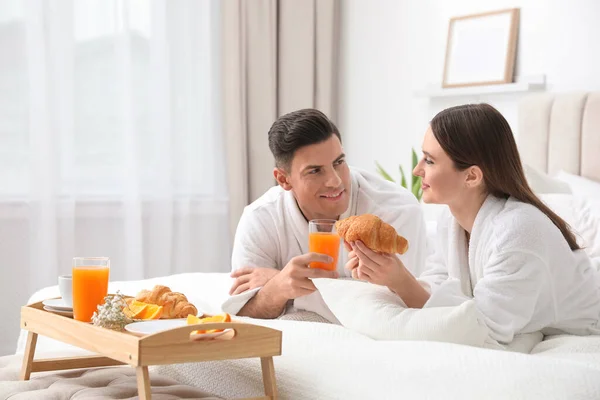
{"left": 0, "top": 0, "right": 229, "bottom": 355}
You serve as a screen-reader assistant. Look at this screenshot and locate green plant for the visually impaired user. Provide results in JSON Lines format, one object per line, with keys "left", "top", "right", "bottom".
{"left": 375, "top": 148, "right": 423, "bottom": 201}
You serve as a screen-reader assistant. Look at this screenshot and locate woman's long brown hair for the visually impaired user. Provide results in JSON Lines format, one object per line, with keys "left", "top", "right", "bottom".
{"left": 430, "top": 103, "right": 581, "bottom": 251}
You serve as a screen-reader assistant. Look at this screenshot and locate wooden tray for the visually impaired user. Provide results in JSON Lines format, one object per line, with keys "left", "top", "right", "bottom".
{"left": 20, "top": 299, "right": 282, "bottom": 400}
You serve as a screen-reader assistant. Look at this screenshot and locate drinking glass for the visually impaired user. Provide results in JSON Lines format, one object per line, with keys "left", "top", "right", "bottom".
{"left": 308, "top": 220, "right": 340, "bottom": 271}
{"left": 72, "top": 257, "right": 110, "bottom": 322}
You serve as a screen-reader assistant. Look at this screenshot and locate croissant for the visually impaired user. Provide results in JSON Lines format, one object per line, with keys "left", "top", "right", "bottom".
{"left": 335, "top": 214, "right": 409, "bottom": 254}
{"left": 134, "top": 285, "right": 198, "bottom": 319}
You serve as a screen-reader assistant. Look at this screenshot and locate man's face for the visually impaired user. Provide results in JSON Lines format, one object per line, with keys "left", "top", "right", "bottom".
{"left": 274, "top": 135, "right": 351, "bottom": 221}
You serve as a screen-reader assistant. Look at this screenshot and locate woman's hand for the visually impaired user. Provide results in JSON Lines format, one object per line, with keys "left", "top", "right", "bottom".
{"left": 351, "top": 240, "right": 430, "bottom": 308}
{"left": 350, "top": 240, "right": 409, "bottom": 291}
{"left": 344, "top": 248, "right": 358, "bottom": 274}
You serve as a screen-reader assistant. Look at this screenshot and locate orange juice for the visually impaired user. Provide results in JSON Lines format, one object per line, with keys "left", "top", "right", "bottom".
{"left": 72, "top": 266, "right": 109, "bottom": 322}
{"left": 308, "top": 232, "right": 340, "bottom": 271}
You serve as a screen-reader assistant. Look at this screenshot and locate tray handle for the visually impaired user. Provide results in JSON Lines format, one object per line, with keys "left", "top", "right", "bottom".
{"left": 139, "top": 322, "right": 280, "bottom": 345}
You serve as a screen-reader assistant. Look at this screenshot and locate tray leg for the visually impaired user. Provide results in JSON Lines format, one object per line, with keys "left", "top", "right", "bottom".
{"left": 260, "top": 356, "right": 278, "bottom": 399}
{"left": 20, "top": 331, "right": 38, "bottom": 381}
{"left": 136, "top": 366, "right": 152, "bottom": 400}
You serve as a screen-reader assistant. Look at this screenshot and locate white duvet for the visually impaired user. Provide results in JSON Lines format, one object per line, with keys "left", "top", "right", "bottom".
{"left": 15, "top": 272, "right": 600, "bottom": 400}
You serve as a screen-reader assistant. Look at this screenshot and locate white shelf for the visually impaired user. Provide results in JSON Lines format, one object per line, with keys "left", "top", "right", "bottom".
{"left": 414, "top": 75, "right": 546, "bottom": 98}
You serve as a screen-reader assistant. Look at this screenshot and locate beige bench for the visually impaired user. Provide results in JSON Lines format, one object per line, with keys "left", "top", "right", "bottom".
{"left": 0, "top": 354, "right": 221, "bottom": 399}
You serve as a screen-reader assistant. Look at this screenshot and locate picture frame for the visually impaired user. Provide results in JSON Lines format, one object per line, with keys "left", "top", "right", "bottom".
{"left": 442, "top": 8, "right": 520, "bottom": 88}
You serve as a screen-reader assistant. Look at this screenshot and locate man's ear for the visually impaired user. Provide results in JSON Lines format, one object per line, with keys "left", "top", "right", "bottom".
{"left": 465, "top": 165, "right": 484, "bottom": 189}
{"left": 273, "top": 167, "right": 293, "bottom": 191}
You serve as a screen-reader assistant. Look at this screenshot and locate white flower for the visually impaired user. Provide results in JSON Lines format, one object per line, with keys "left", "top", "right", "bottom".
{"left": 91, "top": 291, "right": 133, "bottom": 331}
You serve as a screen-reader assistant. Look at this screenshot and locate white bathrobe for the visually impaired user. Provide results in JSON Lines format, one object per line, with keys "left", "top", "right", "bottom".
{"left": 222, "top": 167, "right": 428, "bottom": 316}
{"left": 419, "top": 195, "right": 600, "bottom": 346}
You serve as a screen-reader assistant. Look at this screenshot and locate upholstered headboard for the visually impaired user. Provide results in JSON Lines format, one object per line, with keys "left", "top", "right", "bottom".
{"left": 518, "top": 92, "right": 600, "bottom": 182}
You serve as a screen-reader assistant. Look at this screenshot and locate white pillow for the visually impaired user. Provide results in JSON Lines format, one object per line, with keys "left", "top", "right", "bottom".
{"left": 555, "top": 170, "right": 600, "bottom": 200}
{"left": 312, "top": 278, "right": 489, "bottom": 347}
{"left": 539, "top": 193, "right": 600, "bottom": 262}
{"left": 292, "top": 290, "right": 340, "bottom": 324}
{"left": 523, "top": 164, "right": 571, "bottom": 194}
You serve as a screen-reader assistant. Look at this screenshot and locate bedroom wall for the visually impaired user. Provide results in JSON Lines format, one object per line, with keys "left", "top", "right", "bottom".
{"left": 338, "top": 0, "right": 600, "bottom": 190}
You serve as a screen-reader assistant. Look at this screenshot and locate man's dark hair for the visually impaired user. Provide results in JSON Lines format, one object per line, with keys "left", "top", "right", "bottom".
{"left": 268, "top": 109, "right": 341, "bottom": 169}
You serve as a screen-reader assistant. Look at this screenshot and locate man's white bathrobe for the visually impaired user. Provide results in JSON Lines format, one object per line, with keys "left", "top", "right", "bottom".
{"left": 419, "top": 195, "right": 600, "bottom": 346}
{"left": 222, "top": 167, "right": 428, "bottom": 316}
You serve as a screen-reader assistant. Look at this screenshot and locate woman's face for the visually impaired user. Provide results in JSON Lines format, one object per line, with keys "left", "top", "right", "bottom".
{"left": 412, "top": 126, "right": 470, "bottom": 206}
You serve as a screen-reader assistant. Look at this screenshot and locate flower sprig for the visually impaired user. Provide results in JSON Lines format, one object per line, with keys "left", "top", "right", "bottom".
{"left": 91, "top": 291, "right": 133, "bottom": 331}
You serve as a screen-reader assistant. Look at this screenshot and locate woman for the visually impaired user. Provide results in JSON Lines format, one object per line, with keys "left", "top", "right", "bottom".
{"left": 346, "top": 103, "right": 600, "bottom": 346}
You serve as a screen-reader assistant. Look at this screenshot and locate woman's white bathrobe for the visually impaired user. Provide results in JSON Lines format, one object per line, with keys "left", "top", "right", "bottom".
{"left": 419, "top": 195, "right": 600, "bottom": 346}
{"left": 222, "top": 167, "right": 428, "bottom": 316}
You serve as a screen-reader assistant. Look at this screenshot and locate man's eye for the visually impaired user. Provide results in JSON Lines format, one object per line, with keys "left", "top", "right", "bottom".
{"left": 335, "top": 159, "right": 345, "bottom": 166}
{"left": 309, "top": 168, "right": 320, "bottom": 175}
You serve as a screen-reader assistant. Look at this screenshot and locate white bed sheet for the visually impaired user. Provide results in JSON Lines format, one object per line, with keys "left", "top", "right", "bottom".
{"left": 15, "top": 272, "right": 600, "bottom": 400}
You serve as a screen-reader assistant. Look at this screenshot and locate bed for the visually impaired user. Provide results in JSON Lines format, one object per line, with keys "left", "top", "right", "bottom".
{"left": 2, "top": 92, "right": 600, "bottom": 399}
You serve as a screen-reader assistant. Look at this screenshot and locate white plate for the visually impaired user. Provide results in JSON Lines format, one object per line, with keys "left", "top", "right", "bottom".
{"left": 124, "top": 319, "right": 231, "bottom": 339}
{"left": 43, "top": 305, "right": 73, "bottom": 317}
{"left": 124, "top": 319, "right": 187, "bottom": 336}
{"left": 42, "top": 299, "right": 73, "bottom": 311}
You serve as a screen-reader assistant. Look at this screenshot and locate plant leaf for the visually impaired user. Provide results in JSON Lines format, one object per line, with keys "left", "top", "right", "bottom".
{"left": 399, "top": 165, "right": 407, "bottom": 189}
{"left": 375, "top": 161, "right": 395, "bottom": 182}
{"left": 411, "top": 148, "right": 419, "bottom": 189}
{"left": 412, "top": 176, "right": 422, "bottom": 200}
{"left": 412, "top": 147, "right": 419, "bottom": 168}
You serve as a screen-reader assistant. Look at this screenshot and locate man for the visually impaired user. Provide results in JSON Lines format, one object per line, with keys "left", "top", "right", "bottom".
{"left": 222, "top": 109, "right": 427, "bottom": 319}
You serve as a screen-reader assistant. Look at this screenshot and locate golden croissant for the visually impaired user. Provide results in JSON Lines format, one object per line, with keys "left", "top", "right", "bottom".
{"left": 134, "top": 285, "right": 198, "bottom": 319}
{"left": 335, "top": 214, "right": 409, "bottom": 254}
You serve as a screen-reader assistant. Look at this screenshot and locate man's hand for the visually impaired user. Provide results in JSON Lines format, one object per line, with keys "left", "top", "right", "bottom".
{"left": 237, "top": 252, "right": 339, "bottom": 319}
{"left": 264, "top": 253, "right": 339, "bottom": 302}
{"left": 229, "top": 267, "right": 279, "bottom": 295}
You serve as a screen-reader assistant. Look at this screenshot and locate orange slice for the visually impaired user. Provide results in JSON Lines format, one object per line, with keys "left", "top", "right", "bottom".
{"left": 123, "top": 300, "right": 149, "bottom": 319}
{"left": 136, "top": 304, "right": 163, "bottom": 320}
{"left": 201, "top": 313, "right": 231, "bottom": 324}
{"left": 187, "top": 314, "right": 202, "bottom": 325}
{"left": 188, "top": 313, "right": 231, "bottom": 334}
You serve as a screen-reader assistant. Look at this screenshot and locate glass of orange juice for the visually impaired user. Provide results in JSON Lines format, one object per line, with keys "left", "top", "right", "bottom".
{"left": 72, "top": 257, "right": 110, "bottom": 322}
{"left": 308, "top": 219, "right": 340, "bottom": 271}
